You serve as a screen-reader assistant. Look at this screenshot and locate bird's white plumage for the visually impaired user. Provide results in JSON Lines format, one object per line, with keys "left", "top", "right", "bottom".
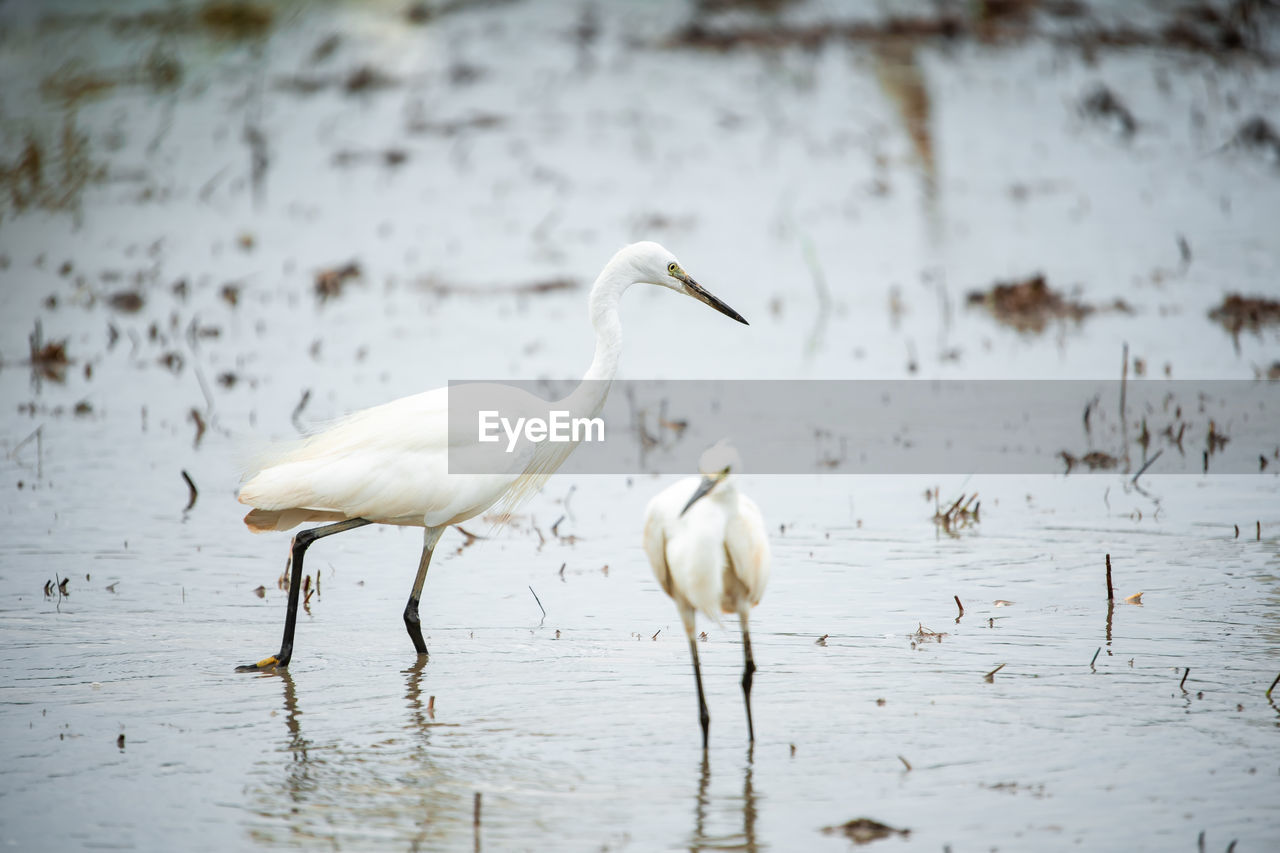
{"left": 642, "top": 471, "right": 769, "bottom": 626}
{"left": 239, "top": 384, "right": 554, "bottom": 531}
{"left": 238, "top": 241, "right": 748, "bottom": 533}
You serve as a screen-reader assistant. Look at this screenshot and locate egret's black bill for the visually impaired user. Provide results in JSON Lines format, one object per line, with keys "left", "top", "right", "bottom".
{"left": 679, "top": 274, "right": 749, "bottom": 325}
{"left": 680, "top": 476, "right": 718, "bottom": 516}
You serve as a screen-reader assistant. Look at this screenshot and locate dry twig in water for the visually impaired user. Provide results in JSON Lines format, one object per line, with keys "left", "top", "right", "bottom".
{"left": 181, "top": 469, "right": 198, "bottom": 511}
{"left": 933, "top": 492, "right": 979, "bottom": 536}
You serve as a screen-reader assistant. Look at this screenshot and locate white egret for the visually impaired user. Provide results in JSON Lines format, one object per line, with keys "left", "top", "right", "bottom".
{"left": 642, "top": 442, "right": 770, "bottom": 748}
{"left": 236, "top": 242, "right": 747, "bottom": 672}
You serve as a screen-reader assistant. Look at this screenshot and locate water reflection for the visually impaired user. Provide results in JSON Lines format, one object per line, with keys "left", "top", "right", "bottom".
{"left": 689, "top": 749, "right": 759, "bottom": 853}
{"left": 243, "top": 663, "right": 470, "bottom": 849}
{"left": 275, "top": 670, "right": 315, "bottom": 807}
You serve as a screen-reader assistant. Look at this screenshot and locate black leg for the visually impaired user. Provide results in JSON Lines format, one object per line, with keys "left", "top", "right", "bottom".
{"left": 402, "top": 527, "right": 443, "bottom": 656}
{"left": 237, "top": 517, "right": 371, "bottom": 672}
{"left": 689, "top": 637, "right": 710, "bottom": 750}
{"left": 403, "top": 594, "right": 427, "bottom": 654}
{"left": 740, "top": 625, "right": 757, "bottom": 742}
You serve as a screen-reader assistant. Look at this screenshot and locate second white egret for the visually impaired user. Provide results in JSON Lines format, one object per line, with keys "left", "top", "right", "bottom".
{"left": 642, "top": 442, "right": 770, "bottom": 748}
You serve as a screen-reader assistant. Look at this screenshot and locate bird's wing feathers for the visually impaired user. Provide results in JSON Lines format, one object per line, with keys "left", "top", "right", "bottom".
{"left": 642, "top": 499, "right": 676, "bottom": 598}
{"left": 725, "top": 494, "right": 770, "bottom": 607}
{"left": 238, "top": 387, "right": 509, "bottom": 526}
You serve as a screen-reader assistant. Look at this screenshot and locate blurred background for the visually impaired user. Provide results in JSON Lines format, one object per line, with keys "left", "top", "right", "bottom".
{"left": 1, "top": 1, "right": 1278, "bottom": 851}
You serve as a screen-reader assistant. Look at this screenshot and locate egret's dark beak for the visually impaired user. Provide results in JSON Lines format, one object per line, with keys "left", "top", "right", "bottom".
{"left": 674, "top": 271, "right": 749, "bottom": 325}
{"left": 680, "top": 475, "right": 719, "bottom": 517}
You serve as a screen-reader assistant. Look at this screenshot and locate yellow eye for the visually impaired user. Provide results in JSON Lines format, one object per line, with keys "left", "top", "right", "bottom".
{"left": 667, "top": 262, "right": 679, "bottom": 275}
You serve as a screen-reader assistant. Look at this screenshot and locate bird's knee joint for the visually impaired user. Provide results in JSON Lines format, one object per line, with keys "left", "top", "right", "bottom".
{"left": 403, "top": 596, "right": 421, "bottom": 623}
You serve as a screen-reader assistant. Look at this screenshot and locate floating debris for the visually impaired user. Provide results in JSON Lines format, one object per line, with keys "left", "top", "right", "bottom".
{"left": 912, "top": 623, "right": 946, "bottom": 640}
{"left": 1079, "top": 83, "right": 1137, "bottom": 137}
{"left": 820, "top": 818, "right": 910, "bottom": 845}
{"left": 181, "top": 470, "right": 198, "bottom": 511}
{"left": 1059, "top": 450, "right": 1118, "bottom": 473}
{"left": 528, "top": 585, "right": 546, "bottom": 619}
{"left": 933, "top": 492, "right": 979, "bottom": 535}
{"left": 332, "top": 148, "right": 409, "bottom": 168}
{"left": 198, "top": 1, "right": 274, "bottom": 40}
{"left": 315, "top": 262, "right": 361, "bottom": 302}
{"left": 309, "top": 34, "right": 341, "bottom": 64}
{"left": 1209, "top": 293, "right": 1280, "bottom": 338}
{"left": 967, "top": 274, "right": 1118, "bottom": 333}
{"left": 667, "top": 5, "right": 1270, "bottom": 62}
{"left": 219, "top": 283, "right": 241, "bottom": 307}
{"left": 406, "top": 110, "right": 506, "bottom": 136}
{"left": 27, "top": 321, "right": 70, "bottom": 382}
{"left": 107, "top": 291, "right": 145, "bottom": 313}
{"left": 344, "top": 65, "right": 397, "bottom": 95}
{"left": 1207, "top": 420, "right": 1229, "bottom": 454}
{"left": 1229, "top": 116, "right": 1280, "bottom": 166}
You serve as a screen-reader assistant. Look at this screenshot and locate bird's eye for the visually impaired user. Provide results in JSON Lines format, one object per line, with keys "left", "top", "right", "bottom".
{"left": 667, "top": 262, "right": 679, "bottom": 275}
{"left": 721, "top": 466, "right": 731, "bottom": 476}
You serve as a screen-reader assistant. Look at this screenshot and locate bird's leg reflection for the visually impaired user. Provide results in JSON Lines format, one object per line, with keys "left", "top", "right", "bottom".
{"left": 742, "top": 748, "right": 758, "bottom": 853}
{"left": 691, "top": 754, "right": 709, "bottom": 853}
{"left": 272, "top": 669, "right": 316, "bottom": 806}
{"left": 403, "top": 655, "right": 434, "bottom": 742}
{"left": 403, "top": 657, "right": 435, "bottom": 853}
{"left": 687, "top": 750, "right": 760, "bottom": 853}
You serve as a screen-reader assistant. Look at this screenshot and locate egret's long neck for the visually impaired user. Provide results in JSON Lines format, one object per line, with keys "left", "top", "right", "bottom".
{"left": 570, "top": 263, "right": 631, "bottom": 414}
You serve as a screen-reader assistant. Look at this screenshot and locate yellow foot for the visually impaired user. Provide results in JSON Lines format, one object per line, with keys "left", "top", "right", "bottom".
{"left": 235, "top": 655, "right": 283, "bottom": 673}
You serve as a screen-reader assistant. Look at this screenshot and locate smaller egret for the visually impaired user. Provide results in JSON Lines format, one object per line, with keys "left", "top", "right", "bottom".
{"left": 642, "top": 442, "right": 770, "bottom": 749}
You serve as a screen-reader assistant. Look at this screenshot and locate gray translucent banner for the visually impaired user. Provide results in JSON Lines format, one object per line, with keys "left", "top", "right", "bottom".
{"left": 445, "top": 380, "right": 1278, "bottom": 475}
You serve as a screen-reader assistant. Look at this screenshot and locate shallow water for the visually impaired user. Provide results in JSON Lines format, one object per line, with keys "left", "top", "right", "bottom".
{"left": 2, "top": 1, "right": 1279, "bottom": 851}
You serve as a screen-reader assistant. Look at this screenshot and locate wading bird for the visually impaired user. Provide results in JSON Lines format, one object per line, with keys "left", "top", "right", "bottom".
{"left": 642, "top": 442, "right": 770, "bottom": 748}
{"left": 235, "top": 242, "right": 747, "bottom": 672}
